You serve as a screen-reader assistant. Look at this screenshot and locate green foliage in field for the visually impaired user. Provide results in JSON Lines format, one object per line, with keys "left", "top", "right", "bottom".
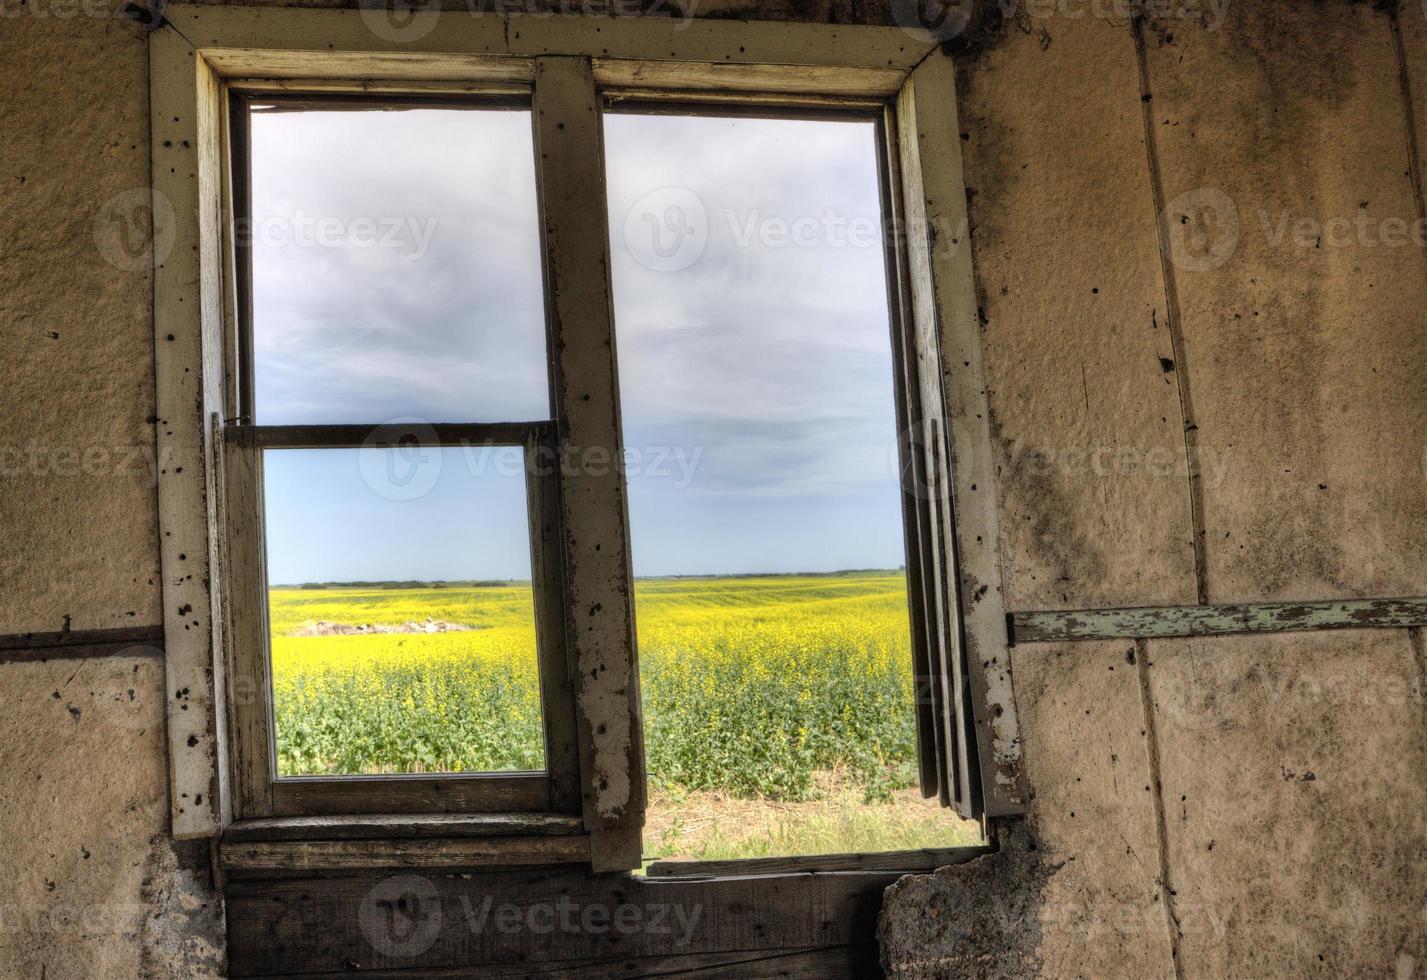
{"left": 269, "top": 572, "right": 916, "bottom": 804}
{"left": 270, "top": 585, "right": 546, "bottom": 775}
{"left": 633, "top": 576, "right": 916, "bottom": 802}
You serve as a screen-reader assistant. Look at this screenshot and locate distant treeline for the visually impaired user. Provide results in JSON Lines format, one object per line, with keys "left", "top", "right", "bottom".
{"left": 274, "top": 579, "right": 527, "bottom": 591}
{"left": 274, "top": 568, "right": 905, "bottom": 590}
{"left": 633, "top": 567, "right": 904, "bottom": 581}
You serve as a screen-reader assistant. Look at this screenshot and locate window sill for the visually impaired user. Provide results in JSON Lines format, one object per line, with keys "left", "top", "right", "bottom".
{"left": 642, "top": 846, "right": 989, "bottom": 880}
{"left": 224, "top": 812, "right": 583, "bottom": 842}
{"left": 219, "top": 813, "right": 590, "bottom": 878}
{"left": 220, "top": 816, "right": 988, "bottom": 878}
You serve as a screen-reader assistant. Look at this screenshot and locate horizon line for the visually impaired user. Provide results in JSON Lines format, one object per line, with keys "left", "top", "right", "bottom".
{"left": 269, "top": 566, "right": 908, "bottom": 590}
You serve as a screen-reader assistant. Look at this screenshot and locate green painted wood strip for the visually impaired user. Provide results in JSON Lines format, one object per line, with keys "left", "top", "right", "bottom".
{"left": 1009, "top": 598, "right": 1427, "bottom": 644}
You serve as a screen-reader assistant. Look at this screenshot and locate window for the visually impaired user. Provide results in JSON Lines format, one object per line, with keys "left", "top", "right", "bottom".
{"left": 150, "top": 10, "right": 1026, "bottom": 875}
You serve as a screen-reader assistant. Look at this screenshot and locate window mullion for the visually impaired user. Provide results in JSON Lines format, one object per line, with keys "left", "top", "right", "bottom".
{"left": 525, "top": 424, "right": 582, "bottom": 813}
{"left": 531, "top": 55, "right": 646, "bottom": 872}
{"left": 219, "top": 421, "right": 277, "bottom": 818}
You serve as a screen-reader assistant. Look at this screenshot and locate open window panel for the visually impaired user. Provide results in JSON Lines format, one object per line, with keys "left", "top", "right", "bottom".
{"left": 220, "top": 94, "right": 582, "bottom": 820}
{"left": 602, "top": 97, "right": 990, "bottom": 872}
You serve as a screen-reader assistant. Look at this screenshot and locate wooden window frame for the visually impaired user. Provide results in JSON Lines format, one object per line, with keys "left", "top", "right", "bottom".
{"left": 150, "top": 6, "right": 1027, "bottom": 876}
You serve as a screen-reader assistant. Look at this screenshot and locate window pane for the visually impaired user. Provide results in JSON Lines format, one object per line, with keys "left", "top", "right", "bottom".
{"left": 247, "top": 104, "right": 549, "bottom": 424}
{"left": 262, "top": 446, "right": 545, "bottom": 776}
{"left": 605, "top": 113, "right": 979, "bottom": 859}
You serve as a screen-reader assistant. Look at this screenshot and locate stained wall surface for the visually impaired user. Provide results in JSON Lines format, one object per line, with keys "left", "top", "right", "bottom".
{"left": 1, "top": 0, "right": 1424, "bottom": 977}
{"left": 889, "top": 0, "right": 1427, "bottom": 975}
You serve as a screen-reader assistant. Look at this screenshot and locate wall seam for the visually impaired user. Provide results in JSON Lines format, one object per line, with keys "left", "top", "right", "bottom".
{"left": 1131, "top": 14, "right": 1208, "bottom": 606}
{"left": 1389, "top": 15, "right": 1427, "bottom": 715}
{"left": 1410, "top": 628, "right": 1427, "bottom": 717}
{"left": 1390, "top": 10, "right": 1427, "bottom": 239}
{"left": 1135, "top": 638, "right": 1185, "bottom": 980}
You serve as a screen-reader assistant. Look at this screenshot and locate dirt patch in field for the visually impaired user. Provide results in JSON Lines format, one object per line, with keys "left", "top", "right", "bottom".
{"left": 288, "top": 618, "right": 478, "bottom": 637}
{"left": 644, "top": 774, "right": 982, "bottom": 862}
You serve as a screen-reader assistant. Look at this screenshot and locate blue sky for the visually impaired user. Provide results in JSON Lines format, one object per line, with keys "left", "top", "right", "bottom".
{"left": 252, "top": 106, "right": 906, "bottom": 584}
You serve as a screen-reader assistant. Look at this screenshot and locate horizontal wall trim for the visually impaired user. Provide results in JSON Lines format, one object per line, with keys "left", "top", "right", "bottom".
{"left": 0, "top": 624, "right": 165, "bottom": 663}
{"left": 1009, "top": 597, "right": 1427, "bottom": 644}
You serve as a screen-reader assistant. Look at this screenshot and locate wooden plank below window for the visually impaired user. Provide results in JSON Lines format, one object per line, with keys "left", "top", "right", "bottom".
{"left": 224, "top": 867, "right": 903, "bottom": 976}
{"left": 232, "top": 945, "right": 877, "bottom": 978}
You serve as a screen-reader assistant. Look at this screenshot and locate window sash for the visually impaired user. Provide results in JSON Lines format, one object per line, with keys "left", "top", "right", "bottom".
{"left": 894, "top": 52, "right": 1026, "bottom": 818}
{"left": 219, "top": 421, "right": 581, "bottom": 817}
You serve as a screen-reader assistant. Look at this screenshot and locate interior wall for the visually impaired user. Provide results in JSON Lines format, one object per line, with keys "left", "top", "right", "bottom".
{"left": 0, "top": 0, "right": 1423, "bottom": 977}
{"left": 0, "top": 13, "right": 225, "bottom": 979}
{"left": 882, "top": 1, "right": 1427, "bottom": 976}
